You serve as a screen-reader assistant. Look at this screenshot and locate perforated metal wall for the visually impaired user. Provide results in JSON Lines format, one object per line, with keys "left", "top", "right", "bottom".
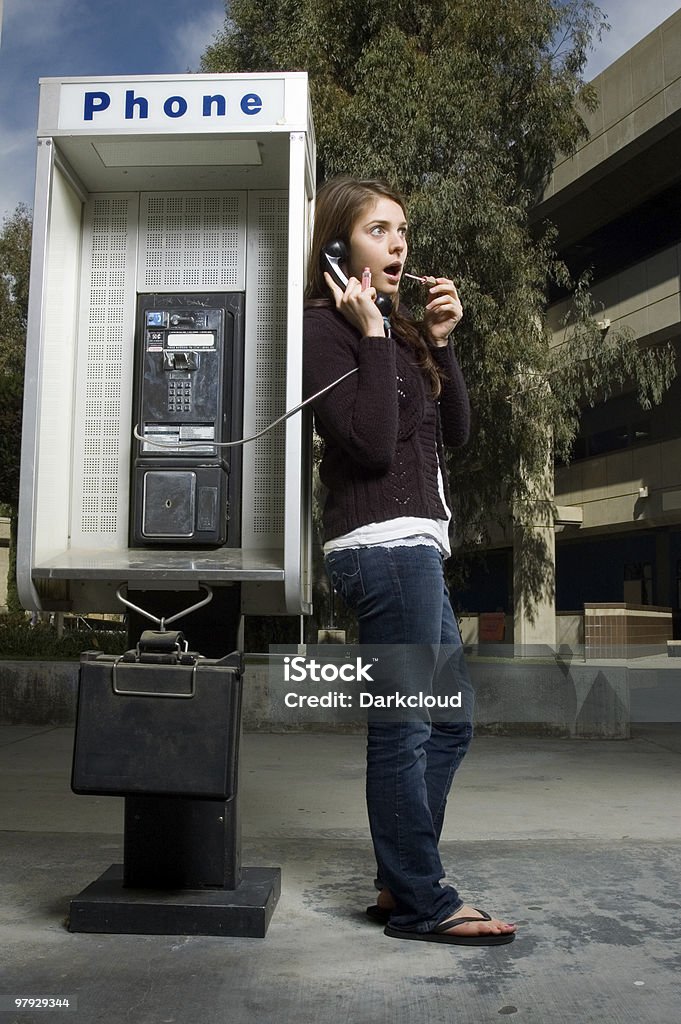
{"left": 71, "top": 189, "right": 280, "bottom": 551}
{"left": 242, "top": 193, "right": 289, "bottom": 546}
{"left": 138, "top": 192, "right": 246, "bottom": 292}
{"left": 71, "top": 196, "right": 138, "bottom": 545}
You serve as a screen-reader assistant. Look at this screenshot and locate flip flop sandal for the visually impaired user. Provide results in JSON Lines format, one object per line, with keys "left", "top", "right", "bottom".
{"left": 366, "top": 904, "right": 392, "bottom": 924}
{"left": 384, "top": 909, "right": 516, "bottom": 946}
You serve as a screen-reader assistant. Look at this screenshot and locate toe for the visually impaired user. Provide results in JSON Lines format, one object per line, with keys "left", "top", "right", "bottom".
{"left": 440, "top": 905, "right": 517, "bottom": 936}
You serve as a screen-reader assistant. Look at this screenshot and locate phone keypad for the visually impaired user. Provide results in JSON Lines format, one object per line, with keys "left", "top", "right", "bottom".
{"left": 167, "top": 380, "right": 192, "bottom": 413}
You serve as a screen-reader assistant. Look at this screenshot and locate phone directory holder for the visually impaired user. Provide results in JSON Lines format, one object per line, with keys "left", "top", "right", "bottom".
{"left": 68, "top": 588, "right": 280, "bottom": 938}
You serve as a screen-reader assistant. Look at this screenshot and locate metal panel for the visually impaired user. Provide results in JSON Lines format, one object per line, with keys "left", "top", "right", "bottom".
{"left": 138, "top": 192, "right": 247, "bottom": 293}
{"left": 33, "top": 167, "right": 84, "bottom": 560}
{"left": 284, "top": 133, "right": 313, "bottom": 614}
{"left": 17, "top": 139, "right": 56, "bottom": 610}
{"left": 242, "top": 192, "right": 289, "bottom": 550}
{"left": 70, "top": 195, "right": 139, "bottom": 548}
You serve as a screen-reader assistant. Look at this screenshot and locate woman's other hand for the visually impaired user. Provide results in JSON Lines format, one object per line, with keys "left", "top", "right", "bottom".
{"left": 423, "top": 278, "right": 463, "bottom": 347}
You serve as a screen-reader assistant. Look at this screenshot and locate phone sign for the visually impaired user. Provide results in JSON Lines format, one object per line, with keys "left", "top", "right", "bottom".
{"left": 58, "top": 79, "right": 286, "bottom": 131}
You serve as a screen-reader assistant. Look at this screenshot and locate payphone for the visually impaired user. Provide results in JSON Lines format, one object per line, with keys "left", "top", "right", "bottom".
{"left": 19, "top": 72, "right": 315, "bottom": 939}
{"left": 131, "top": 292, "right": 244, "bottom": 547}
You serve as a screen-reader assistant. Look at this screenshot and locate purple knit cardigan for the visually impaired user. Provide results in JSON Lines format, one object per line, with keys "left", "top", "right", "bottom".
{"left": 303, "top": 306, "right": 470, "bottom": 545}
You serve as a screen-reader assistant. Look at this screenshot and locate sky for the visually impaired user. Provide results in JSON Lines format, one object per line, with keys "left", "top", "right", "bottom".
{"left": 1, "top": 0, "right": 681, "bottom": 220}
{"left": 0, "top": 0, "right": 226, "bottom": 217}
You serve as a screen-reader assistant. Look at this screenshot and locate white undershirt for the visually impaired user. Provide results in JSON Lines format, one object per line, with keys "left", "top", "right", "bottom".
{"left": 323, "top": 450, "right": 452, "bottom": 558}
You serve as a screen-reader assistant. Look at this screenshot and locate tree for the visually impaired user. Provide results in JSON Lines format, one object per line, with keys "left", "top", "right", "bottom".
{"left": 202, "top": 1, "right": 675, "bottom": 614}
{"left": 0, "top": 204, "right": 32, "bottom": 612}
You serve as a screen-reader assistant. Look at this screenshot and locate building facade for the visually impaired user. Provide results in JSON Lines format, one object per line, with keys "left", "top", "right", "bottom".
{"left": 461, "top": 8, "right": 681, "bottom": 643}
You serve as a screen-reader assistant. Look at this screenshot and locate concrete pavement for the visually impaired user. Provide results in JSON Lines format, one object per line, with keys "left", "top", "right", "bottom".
{"left": 1, "top": 725, "right": 680, "bottom": 1023}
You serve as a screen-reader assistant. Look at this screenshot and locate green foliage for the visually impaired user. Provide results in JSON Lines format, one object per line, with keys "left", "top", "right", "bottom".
{"left": 202, "top": 1, "right": 605, "bottom": 192}
{"left": 0, "top": 204, "right": 31, "bottom": 509}
{"left": 0, "top": 204, "right": 32, "bottom": 612}
{"left": 203, "top": 1, "right": 675, "bottom": 613}
{"left": 0, "top": 612, "right": 127, "bottom": 660}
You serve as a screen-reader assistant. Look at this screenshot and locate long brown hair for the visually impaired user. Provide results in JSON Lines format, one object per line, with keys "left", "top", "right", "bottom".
{"left": 305, "top": 177, "right": 442, "bottom": 397}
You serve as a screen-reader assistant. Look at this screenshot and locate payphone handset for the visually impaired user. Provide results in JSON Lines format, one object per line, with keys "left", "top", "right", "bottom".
{"left": 321, "top": 240, "right": 393, "bottom": 318}
{"left": 131, "top": 293, "right": 244, "bottom": 548}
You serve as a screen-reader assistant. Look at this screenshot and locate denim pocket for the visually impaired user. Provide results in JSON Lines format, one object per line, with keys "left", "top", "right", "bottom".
{"left": 324, "top": 549, "right": 365, "bottom": 607}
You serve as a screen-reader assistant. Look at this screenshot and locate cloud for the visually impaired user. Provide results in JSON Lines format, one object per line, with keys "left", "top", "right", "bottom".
{"left": 0, "top": 0, "right": 80, "bottom": 217}
{"left": 3, "top": 0, "right": 86, "bottom": 49}
{"left": 166, "top": 4, "right": 226, "bottom": 73}
{"left": 0, "top": 125, "right": 35, "bottom": 219}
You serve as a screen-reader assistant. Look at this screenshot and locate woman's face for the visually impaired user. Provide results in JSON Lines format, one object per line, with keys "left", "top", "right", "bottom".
{"left": 346, "top": 196, "right": 408, "bottom": 296}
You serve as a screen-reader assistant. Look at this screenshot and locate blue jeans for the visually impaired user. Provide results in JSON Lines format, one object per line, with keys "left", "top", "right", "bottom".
{"left": 324, "top": 544, "right": 474, "bottom": 931}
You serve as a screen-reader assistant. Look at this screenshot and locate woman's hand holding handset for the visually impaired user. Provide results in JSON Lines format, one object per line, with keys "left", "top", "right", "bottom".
{"left": 324, "top": 269, "right": 387, "bottom": 339}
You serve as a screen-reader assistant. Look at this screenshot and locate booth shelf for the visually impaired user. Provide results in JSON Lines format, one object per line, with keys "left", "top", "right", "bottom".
{"left": 32, "top": 547, "right": 285, "bottom": 582}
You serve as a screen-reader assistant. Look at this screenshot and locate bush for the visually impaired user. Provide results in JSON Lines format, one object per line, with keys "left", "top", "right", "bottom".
{"left": 0, "top": 612, "right": 127, "bottom": 660}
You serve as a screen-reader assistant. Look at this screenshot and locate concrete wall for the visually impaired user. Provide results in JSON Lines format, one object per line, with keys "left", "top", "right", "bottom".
{"left": 460, "top": 613, "right": 583, "bottom": 648}
{"left": 0, "top": 654, "right": 657, "bottom": 739}
{"left": 459, "top": 614, "right": 514, "bottom": 645}
{"left": 0, "top": 661, "right": 80, "bottom": 725}
{"left": 237, "top": 660, "right": 632, "bottom": 738}
{"left": 555, "top": 434, "right": 681, "bottom": 534}
{"left": 556, "top": 612, "right": 583, "bottom": 648}
{"left": 543, "top": 8, "right": 681, "bottom": 204}
{"left": 548, "top": 242, "right": 681, "bottom": 346}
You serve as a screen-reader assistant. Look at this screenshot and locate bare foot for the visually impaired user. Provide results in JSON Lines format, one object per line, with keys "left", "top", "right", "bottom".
{"left": 376, "top": 891, "right": 516, "bottom": 937}
{"left": 438, "top": 905, "right": 516, "bottom": 937}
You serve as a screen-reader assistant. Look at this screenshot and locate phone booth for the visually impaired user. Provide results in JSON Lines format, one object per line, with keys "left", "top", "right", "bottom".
{"left": 18, "top": 72, "right": 315, "bottom": 936}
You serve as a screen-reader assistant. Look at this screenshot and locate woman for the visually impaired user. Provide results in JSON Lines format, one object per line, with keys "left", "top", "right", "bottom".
{"left": 303, "top": 177, "right": 516, "bottom": 945}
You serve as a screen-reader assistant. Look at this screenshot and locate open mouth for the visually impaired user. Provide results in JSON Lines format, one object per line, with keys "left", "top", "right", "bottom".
{"left": 383, "top": 262, "right": 402, "bottom": 281}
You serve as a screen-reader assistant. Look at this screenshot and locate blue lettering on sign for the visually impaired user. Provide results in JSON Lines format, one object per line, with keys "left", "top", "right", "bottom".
{"left": 83, "top": 92, "right": 111, "bottom": 120}
{"left": 203, "top": 94, "right": 227, "bottom": 117}
{"left": 80, "top": 89, "right": 265, "bottom": 121}
{"left": 240, "top": 93, "right": 262, "bottom": 115}
{"left": 164, "top": 95, "right": 188, "bottom": 118}
{"left": 125, "top": 90, "right": 149, "bottom": 120}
